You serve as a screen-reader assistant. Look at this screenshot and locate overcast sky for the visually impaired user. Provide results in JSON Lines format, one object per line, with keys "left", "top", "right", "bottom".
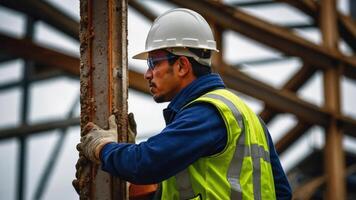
{"left": 0, "top": 0, "right": 355, "bottom": 199}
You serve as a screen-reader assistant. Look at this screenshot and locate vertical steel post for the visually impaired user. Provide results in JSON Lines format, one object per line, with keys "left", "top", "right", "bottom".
{"left": 79, "top": 0, "right": 128, "bottom": 199}
{"left": 320, "top": 0, "right": 346, "bottom": 199}
{"left": 17, "top": 16, "right": 35, "bottom": 200}
{"left": 350, "top": 0, "right": 356, "bottom": 20}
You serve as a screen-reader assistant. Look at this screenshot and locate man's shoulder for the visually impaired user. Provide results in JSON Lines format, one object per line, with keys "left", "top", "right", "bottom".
{"left": 178, "top": 101, "right": 222, "bottom": 121}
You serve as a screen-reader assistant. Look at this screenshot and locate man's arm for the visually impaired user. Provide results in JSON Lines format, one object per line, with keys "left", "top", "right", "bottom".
{"left": 100, "top": 103, "right": 226, "bottom": 184}
{"left": 266, "top": 130, "right": 293, "bottom": 200}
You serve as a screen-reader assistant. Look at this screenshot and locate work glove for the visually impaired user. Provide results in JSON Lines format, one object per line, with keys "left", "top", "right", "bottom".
{"left": 78, "top": 114, "right": 118, "bottom": 163}
{"left": 128, "top": 112, "right": 137, "bottom": 144}
{"left": 72, "top": 155, "right": 90, "bottom": 196}
{"left": 73, "top": 113, "right": 137, "bottom": 195}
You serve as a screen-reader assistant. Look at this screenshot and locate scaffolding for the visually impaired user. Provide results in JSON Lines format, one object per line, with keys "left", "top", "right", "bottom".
{"left": 0, "top": 0, "right": 355, "bottom": 199}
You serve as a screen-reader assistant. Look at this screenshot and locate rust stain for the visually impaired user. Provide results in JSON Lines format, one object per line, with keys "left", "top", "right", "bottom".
{"left": 107, "top": 0, "right": 113, "bottom": 116}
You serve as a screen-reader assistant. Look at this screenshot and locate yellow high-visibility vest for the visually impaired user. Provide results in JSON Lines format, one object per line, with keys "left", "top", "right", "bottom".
{"left": 161, "top": 89, "right": 276, "bottom": 200}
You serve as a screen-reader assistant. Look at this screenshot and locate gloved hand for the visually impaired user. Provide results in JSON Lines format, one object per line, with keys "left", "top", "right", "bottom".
{"left": 128, "top": 112, "right": 137, "bottom": 144}
{"left": 78, "top": 114, "right": 118, "bottom": 163}
{"left": 72, "top": 155, "right": 90, "bottom": 195}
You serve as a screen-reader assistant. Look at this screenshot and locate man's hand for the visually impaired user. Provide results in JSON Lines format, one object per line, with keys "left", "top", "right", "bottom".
{"left": 128, "top": 112, "right": 137, "bottom": 144}
{"left": 77, "top": 115, "right": 118, "bottom": 163}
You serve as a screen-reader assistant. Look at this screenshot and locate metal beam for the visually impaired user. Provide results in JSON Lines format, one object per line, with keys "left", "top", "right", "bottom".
{"left": 0, "top": 32, "right": 149, "bottom": 95}
{"left": 235, "top": 56, "right": 293, "bottom": 67}
{"left": 0, "top": 54, "right": 17, "bottom": 63}
{"left": 167, "top": 0, "right": 356, "bottom": 79}
{"left": 277, "top": 0, "right": 356, "bottom": 52}
{"left": 339, "top": 115, "right": 356, "bottom": 138}
{"left": 2, "top": 31, "right": 355, "bottom": 139}
{"left": 275, "top": 122, "right": 312, "bottom": 154}
{"left": 128, "top": 0, "right": 156, "bottom": 22}
{"left": 0, "top": 69, "right": 74, "bottom": 91}
{"left": 259, "top": 64, "right": 316, "bottom": 123}
{"left": 293, "top": 164, "right": 356, "bottom": 199}
{"left": 221, "top": 65, "right": 330, "bottom": 126}
{"left": 0, "top": 117, "right": 79, "bottom": 140}
{"left": 0, "top": 33, "right": 79, "bottom": 75}
{"left": 259, "top": 66, "right": 317, "bottom": 155}
{"left": 0, "top": 0, "right": 79, "bottom": 40}
{"left": 77, "top": 0, "right": 128, "bottom": 199}
{"left": 231, "top": 0, "right": 274, "bottom": 7}
{"left": 352, "top": 0, "right": 356, "bottom": 20}
{"left": 283, "top": 22, "right": 315, "bottom": 29}
{"left": 33, "top": 97, "right": 79, "bottom": 200}
{"left": 220, "top": 64, "right": 356, "bottom": 137}
{"left": 16, "top": 16, "right": 35, "bottom": 200}
{"left": 320, "top": 0, "right": 346, "bottom": 199}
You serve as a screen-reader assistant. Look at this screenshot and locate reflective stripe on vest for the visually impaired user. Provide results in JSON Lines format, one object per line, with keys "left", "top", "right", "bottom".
{"left": 204, "top": 93, "right": 270, "bottom": 200}
{"left": 176, "top": 168, "right": 194, "bottom": 199}
{"left": 166, "top": 89, "right": 275, "bottom": 200}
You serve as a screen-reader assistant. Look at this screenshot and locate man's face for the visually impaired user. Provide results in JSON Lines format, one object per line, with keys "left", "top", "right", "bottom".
{"left": 144, "top": 50, "right": 181, "bottom": 103}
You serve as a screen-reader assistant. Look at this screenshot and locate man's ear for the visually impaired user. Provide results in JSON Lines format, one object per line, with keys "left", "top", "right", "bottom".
{"left": 177, "top": 56, "right": 191, "bottom": 77}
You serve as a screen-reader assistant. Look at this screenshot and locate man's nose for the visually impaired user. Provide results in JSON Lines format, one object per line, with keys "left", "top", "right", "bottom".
{"left": 144, "top": 68, "right": 152, "bottom": 80}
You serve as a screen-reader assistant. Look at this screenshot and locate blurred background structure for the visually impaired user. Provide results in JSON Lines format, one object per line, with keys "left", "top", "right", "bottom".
{"left": 0, "top": 0, "right": 355, "bottom": 199}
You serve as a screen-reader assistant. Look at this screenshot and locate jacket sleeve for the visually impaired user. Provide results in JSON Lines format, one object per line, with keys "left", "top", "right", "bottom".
{"left": 266, "top": 129, "right": 293, "bottom": 200}
{"left": 99, "top": 103, "right": 226, "bottom": 184}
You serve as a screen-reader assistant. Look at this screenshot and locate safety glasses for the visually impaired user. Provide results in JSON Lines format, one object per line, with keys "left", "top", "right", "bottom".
{"left": 147, "top": 53, "right": 178, "bottom": 70}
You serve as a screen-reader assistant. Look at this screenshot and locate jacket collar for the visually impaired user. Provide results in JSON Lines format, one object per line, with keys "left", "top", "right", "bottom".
{"left": 163, "top": 73, "right": 225, "bottom": 124}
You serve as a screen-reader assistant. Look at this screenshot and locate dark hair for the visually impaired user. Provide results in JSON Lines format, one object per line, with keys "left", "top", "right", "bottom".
{"left": 167, "top": 48, "right": 212, "bottom": 78}
{"left": 187, "top": 57, "right": 211, "bottom": 78}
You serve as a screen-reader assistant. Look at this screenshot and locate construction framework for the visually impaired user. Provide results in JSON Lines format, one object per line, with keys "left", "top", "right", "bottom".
{"left": 0, "top": 0, "right": 355, "bottom": 199}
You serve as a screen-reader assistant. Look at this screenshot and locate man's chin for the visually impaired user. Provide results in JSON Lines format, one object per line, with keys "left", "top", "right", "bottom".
{"left": 153, "top": 95, "right": 168, "bottom": 103}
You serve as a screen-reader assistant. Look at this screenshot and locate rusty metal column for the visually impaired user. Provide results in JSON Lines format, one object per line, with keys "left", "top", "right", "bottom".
{"left": 79, "top": 0, "right": 128, "bottom": 199}
{"left": 320, "top": 0, "right": 346, "bottom": 199}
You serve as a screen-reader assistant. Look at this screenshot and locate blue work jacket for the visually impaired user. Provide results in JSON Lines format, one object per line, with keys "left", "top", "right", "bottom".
{"left": 101, "top": 73, "right": 292, "bottom": 199}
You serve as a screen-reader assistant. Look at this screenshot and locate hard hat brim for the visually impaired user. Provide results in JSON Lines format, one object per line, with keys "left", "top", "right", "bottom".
{"left": 132, "top": 51, "right": 149, "bottom": 60}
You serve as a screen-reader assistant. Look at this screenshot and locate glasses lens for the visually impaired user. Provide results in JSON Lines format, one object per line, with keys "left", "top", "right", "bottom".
{"left": 147, "top": 57, "right": 154, "bottom": 70}
{"left": 147, "top": 54, "right": 177, "bottom": 70}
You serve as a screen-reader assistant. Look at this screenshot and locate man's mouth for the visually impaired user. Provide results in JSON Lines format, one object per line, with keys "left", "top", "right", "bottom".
{"left": 149, "top": 82, "right": 156, "bottom": 93}
{"left": 149, "top": 81, "right": 155, "bottom": 88}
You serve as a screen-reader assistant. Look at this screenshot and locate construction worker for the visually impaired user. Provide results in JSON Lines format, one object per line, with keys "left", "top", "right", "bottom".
{"left": 76, "top": 8, "right": 292, "bottom": 199}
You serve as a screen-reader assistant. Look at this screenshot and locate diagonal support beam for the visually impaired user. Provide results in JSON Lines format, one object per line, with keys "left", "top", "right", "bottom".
{"left": 292, "top": 164, "right": 356, "bottom": 199}
{"left": 221, "top": 65, "right": 330, "bottom": 126}
{"left": 167, "top": 0, "right": 356, "bottom": 79}
{"left": 275, "top": 122, "right": 312, "bottom": 154}
{"left": 128, "top": 0, "right": 156, "bottom": 22}
{"left": 220, "top": 64, "right": 356, "bottom": 137}
{"left": 260, "top": 64, "right": 316, "bottom": 155}
{"left": 277, "top": 0, "right": 356, "bottom": 52}
{"left": 260, "top": 64, "right": 317, "bottom": 123}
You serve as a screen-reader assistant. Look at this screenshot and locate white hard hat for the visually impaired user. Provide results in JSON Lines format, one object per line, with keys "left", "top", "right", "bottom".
{"left": 132, "top": 8, "right": 218, "bottom": 64}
